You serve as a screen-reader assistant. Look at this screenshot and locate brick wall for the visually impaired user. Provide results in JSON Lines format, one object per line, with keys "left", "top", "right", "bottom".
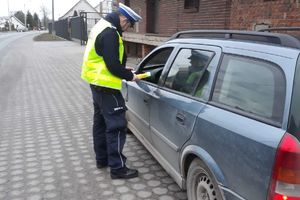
{"left": 121, "top": 0, "right": 230, "bottom": 36}
{"left": 176, "top": 0, "right": 231, "bottom": 33}
{"left": 120, "top": 0, "right": 147, "bottom": 34}
{"left": 230, "top": 0, "right": 300, "bottom": 30}
{"left": 121, "top": 0, "right": 300, "bottom": 34}
{"left": 160, "top": 0, "right": 230, "bottom": 35}
{"left": 120, "top": 0, "right": 300, "bottom": 57}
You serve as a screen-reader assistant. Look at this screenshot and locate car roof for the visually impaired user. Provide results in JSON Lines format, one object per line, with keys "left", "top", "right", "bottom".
{"left": 169, "top": 30, "right": 300, "bottom": 49}
{"left": 166, "top": 37, "right": 300, "bottom": 59}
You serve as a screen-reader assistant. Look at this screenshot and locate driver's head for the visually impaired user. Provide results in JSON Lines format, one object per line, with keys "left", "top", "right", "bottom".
{"left": 188, "top": 51, "right": 209, "bottom": 69}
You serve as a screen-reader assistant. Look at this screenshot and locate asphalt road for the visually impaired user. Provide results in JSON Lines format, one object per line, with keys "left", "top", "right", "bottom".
{"left": 0, "top": 32, "right": 187, "bottom": 200}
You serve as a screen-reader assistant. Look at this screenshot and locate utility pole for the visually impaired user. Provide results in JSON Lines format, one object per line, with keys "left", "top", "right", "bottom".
{"left": 100, "top": 1, "right": 102, "bottom": 13}
{"left": 24, "top": 4, "right": 27, "bottom": 31}
{"left": 52, "top": 0, "right": 55, "bottom": 34}
{"left": 7, "top": 0, "right": 11, "bottom": 31}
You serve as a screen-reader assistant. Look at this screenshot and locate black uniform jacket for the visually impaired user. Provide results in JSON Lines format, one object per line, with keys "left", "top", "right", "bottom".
{"left": 94, "top": 12, "right": 133, "bottom": 81}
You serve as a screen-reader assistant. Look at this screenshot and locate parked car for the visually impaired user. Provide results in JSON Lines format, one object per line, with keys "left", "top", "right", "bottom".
{"left": 122, "top": 30, "right": 300, "bottom": 200}
{"left": 16, "top": 26, "right": 27, "bottom": 32}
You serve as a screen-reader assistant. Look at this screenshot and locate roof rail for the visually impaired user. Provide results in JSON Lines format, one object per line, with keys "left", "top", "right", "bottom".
{"left": 169, "top": 30, "right": 300, "bottom": 49}
{"left": 258, "top": 27, "right": 300, "bottom": 32}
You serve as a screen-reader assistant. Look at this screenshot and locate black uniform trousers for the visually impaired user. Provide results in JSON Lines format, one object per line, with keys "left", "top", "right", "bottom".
{"left": 90, "top": 85, "right": 127, "bottom": 170}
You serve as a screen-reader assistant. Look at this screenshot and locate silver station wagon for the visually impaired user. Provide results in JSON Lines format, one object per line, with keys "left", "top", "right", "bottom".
{"left": 122, "top": 30, "right": 300, "bottom": 200}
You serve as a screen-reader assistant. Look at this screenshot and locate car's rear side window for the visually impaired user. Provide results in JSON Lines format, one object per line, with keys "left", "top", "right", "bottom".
{"left": 288, "top": 55, "right": 300, "bottom": 140}
{"left": 212, "top": 54, "right": 285, "bottom": 125}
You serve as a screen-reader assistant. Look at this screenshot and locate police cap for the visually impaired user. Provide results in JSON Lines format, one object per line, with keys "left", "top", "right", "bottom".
{"left": 188, "top": 50, "right": 209, "bottom": 62}
{"left": 118, "top": 3, "right": 142, "bottom": 26}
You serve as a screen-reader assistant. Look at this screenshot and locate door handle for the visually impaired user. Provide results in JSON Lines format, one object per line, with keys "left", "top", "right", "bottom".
{"left": 153, "top": 89, "right": 160, "bottom": 95}
{"left": 143, "top": 96, "right": 150, "bottom": 104}
{"left": 176, "top": 113, "right": 185, "bottom": 124}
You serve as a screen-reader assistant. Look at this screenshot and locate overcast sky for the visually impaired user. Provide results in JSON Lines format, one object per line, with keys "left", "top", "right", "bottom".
{"left": 0, "top": 0, "right": 101, "bottom": 19}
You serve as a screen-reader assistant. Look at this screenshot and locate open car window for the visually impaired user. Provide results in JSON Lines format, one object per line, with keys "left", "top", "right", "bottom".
{"left": 137, "top": 47, "right": 174, "bottom": 84}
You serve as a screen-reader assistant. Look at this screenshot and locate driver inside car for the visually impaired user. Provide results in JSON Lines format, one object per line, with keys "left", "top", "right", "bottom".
{"left": 173, "top": 50, "right": 209, "bottom": 95}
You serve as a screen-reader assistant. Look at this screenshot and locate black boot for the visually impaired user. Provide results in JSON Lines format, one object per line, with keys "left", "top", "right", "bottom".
{"left": 110, "top": 166, "right": 138, "bottom": 179}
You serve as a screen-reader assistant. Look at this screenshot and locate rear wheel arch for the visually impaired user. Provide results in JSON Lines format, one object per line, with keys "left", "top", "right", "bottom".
{"left": 181, "top": 145, "right": 227, "bottom": 188}
{"left": 187, "top": 158, "right": 224, "bottom": 200}
{"left": 183, "top": 153, "right": 197, "bottom": 178}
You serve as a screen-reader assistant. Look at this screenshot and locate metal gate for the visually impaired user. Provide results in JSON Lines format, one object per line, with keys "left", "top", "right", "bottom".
{"left": 48, "top": 11, "right": 104, "bottom": 45}
{"left": 70, "top": 15, "right": 87, "bottom": 45}
{"left": 55, "top": 18, "right": 70, "bottom": 40}
{"left": 79, "top": 12, "right": 102, "bottom": 45}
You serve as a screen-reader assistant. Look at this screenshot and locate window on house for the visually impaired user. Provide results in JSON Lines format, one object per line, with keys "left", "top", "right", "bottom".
{"left": 184, "top": 0, "right": 199, "bottom": 12}
{"left": 240, "top": 0, "right": 256, "bottom": 3}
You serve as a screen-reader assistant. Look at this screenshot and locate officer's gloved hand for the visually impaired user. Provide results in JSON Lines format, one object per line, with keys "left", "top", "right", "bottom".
{"left": 132, "top": 74, "right": 140, "bottom": 81}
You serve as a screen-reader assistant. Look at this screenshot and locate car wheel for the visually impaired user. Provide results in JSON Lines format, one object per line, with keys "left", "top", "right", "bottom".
{"left": 187, "top": 159, "right": 223, "bottom": 200}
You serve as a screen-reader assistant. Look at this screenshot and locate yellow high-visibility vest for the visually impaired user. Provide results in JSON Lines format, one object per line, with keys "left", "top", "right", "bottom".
{"left": 81, "top": 19, "right": 124, "bottom": 90}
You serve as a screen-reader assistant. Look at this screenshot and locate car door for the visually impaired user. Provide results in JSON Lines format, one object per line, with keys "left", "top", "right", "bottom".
{"left": 124, "top": 46, "right": 175, "bottom": 144}
{"left": 148, "top": 45, "right": 222, "bottom": 174}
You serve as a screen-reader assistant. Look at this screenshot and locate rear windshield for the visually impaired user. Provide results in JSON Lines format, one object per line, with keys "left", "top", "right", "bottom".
{"left": 288, "top": 54, "right": 300, "bottom": 141}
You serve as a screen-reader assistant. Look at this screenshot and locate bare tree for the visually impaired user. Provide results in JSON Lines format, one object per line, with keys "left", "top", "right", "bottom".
{"left": 40, "top": 4, "right": 50, "bottom": 29}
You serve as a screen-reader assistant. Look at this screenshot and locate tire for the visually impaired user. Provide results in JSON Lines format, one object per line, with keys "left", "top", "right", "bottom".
{"left": 187, "top": 159, "right": 223, "bottom": 200}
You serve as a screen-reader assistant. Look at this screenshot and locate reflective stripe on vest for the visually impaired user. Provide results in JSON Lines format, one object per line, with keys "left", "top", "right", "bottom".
{"left": 81, "top": 19, "right": 124, "bottom": 90}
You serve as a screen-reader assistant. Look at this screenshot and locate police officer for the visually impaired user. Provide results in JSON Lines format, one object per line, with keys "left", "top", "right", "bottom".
{"left": 81, "top": 3, "right": 141, "bottom": 179}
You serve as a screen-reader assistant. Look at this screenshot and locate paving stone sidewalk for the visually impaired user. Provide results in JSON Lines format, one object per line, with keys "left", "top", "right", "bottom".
{"left": 0, "top": 33, "right": 187, "bottom": 200}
